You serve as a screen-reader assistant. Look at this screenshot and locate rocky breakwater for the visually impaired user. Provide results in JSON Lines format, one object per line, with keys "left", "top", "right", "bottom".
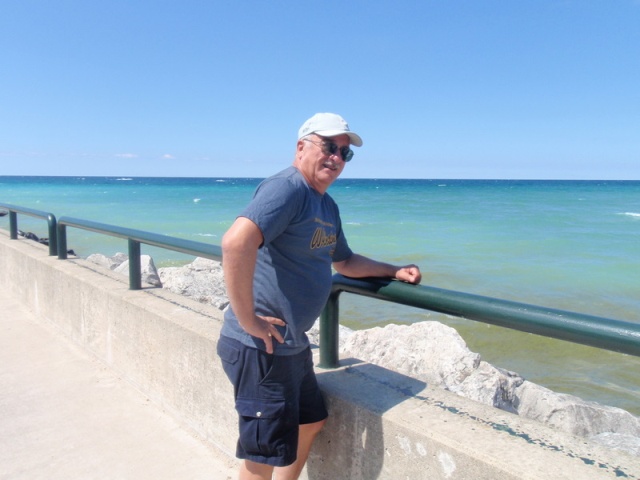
{"left": 88, "top": 254, "right": 640, "bottom": 456}
{"left": 312, "top": 322, "right": 640, "bottom": 456}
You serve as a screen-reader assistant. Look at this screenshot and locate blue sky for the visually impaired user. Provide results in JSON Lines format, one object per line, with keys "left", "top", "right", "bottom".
{"left": 1, "top": 1, "right": 638, "bottom": 179}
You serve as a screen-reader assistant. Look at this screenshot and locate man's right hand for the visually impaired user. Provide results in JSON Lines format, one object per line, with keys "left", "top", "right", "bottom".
{"left": 240, "top": 315, "right": 286, "bottom": 354}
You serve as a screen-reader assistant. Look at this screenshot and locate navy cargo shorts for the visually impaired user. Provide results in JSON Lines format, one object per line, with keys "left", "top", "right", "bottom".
{"left": 217, "top": 335, "right": 328, "bottom": 467}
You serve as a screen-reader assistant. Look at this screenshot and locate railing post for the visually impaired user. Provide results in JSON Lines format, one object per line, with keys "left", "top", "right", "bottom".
{"left": 318, "top": 289, "right": 342, "bottom": 368}
{"left": 57, "top": 223, "right": 68, "bottom": 259}
{"left": 46, "top": 214, "right": 58, "bottom": 256}
{"left": 128, "top": 239, "right": 141, "bottom": 290}
{"left": 9, "top": 211, "right": 17, "bottom": 239}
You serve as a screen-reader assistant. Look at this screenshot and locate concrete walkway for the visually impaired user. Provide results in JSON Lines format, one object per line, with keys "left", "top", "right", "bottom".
{"left": 0, "top": 288, "right": 238, "bottom": 480}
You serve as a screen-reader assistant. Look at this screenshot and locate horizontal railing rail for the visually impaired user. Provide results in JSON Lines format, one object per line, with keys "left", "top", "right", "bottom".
{"left": 0, "top": 202, "right": 58, "bottom": 256}
{"left": 57, "top": 216, "right": 222, "bottom": 290}
{"left": 318, "top": 274, "right": 640, "bottom": 367}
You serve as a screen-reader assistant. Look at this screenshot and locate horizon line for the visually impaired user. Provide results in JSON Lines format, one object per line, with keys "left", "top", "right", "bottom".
{"left": 1, "top": 174, "right": 639, "bottom": 182}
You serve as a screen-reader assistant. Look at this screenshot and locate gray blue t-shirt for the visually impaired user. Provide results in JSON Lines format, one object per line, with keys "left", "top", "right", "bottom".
{"left": 221, "top": 166, "right": 353, "bottom": 355}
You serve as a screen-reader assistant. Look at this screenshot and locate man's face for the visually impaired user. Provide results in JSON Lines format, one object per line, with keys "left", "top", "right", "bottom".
{"left": 293, "top": 134, "right": 351, "bottom": 194}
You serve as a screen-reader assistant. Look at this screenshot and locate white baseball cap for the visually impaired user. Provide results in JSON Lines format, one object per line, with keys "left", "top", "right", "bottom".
{"left": 298, "top": 113, "right": 363, "bottom": 147}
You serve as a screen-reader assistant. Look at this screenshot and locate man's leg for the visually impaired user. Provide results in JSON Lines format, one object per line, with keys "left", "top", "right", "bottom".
{"left": 274, "top": 419, "right": 326, "bottom": 480}
{"left": 239, "top": 459, "right": 274, "bottom": 480}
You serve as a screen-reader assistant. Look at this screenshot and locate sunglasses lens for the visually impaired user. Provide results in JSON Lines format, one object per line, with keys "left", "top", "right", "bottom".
{"left": 326, "top": 143, "right": 338, "bottom": 156}
{"left": 316, "top": 139, "right": 354, "bottom": 162}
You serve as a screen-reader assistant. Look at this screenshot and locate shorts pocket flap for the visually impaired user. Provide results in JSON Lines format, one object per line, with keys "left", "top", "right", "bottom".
{"left": 217, "top": 340, "right": 240, "bottom": 365}
{"left": 236, "top": 398, "right": 285, "bottom": 419}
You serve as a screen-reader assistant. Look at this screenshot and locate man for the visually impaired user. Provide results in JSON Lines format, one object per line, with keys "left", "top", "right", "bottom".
{"left": 217, "top": 112, "right": 421, "bottom": 480}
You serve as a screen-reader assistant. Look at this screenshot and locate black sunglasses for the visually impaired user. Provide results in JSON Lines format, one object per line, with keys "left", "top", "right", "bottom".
{"left": 303, "top": 137, "right": 354, "bottom": 162}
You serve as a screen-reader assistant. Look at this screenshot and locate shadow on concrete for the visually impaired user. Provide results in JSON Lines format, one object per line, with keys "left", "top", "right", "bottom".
{"left": 308, "top": 358, "right": 427, "bottom": 479}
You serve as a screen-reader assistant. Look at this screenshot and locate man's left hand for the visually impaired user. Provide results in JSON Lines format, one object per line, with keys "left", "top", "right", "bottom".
{"left": 395, "top": 265, "right": 422, "bottom": 284}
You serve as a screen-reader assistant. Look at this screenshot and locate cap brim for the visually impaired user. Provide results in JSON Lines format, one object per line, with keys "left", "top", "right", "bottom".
{"left": 314, "top": 130, "right": 363, "bottom": 147}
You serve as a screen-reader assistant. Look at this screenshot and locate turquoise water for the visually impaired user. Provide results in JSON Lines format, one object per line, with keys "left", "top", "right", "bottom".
{"left": 2, "top": 176, "right": 639, "bottom": 414}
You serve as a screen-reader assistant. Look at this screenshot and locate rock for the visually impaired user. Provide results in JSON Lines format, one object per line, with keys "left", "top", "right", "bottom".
{"left": 590, "top": 432, "right": 640, "bottom": 457}
{"left": 18, "top": 230, "right": 39, "bottom": 241}
{"left": 115, "top": 256, "right": 162, "bottom": 287}
{"left": 514, "top": 380, "right": 640, "bottom": 439}
{"left": 87, "top": 252, "right": 161, "bottom": 287}
{"left": 452, "top": 362, "right": 523, "bottom": 414}
{"left": 307, "top": 321, "right": 354, "bottom": 351}
{"left": 158, "top": 257, "right": 228, "bottom": 310}
{"left": 340, "top": 322, "right": 523, "bottom": 413}
{"left": 342, "top": 322, "right": 479, "bottom": 385}
{"left": 87, "top": 252, "right": 129, "bottom": 270}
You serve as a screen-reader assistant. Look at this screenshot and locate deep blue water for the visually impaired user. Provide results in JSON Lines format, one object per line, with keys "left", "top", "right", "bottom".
{"left": 2, "top": 175, "right": 639, "bottom": 414}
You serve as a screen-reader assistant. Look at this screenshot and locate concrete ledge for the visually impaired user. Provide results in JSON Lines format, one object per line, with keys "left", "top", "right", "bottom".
{"left": 1, "top": 230, "right": 638, "bottom": 479}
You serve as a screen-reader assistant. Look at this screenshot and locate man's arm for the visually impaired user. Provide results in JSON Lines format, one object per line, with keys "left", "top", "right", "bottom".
{"left": 221, "top": 217, "right": 285, "bottom": 353}
{"left": 333, "top": 253, "right": 422, "bottom": 284}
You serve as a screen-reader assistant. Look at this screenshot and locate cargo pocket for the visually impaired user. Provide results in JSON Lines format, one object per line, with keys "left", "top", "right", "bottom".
{"left": 236, "top": 397, "right": 288, "bottom": 457}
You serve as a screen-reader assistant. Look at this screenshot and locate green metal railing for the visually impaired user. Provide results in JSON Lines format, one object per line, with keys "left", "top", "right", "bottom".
{"left": 0, "top": 202, "right": 58, "bottom": 256}
{"left": 3, "top": 204, "right": 639, "bottom": 369}
{"left": 57, "top": 216, "right": 222, "bottom": 289}
{"left": 318, "top": 275, "right": 640, "bottom": 367}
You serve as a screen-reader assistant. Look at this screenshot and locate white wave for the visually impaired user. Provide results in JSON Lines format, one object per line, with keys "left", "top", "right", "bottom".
{"left": 195, "top": 233, "right": 216, "bottom": 237}
{"left": 193, "top": 198, "right": 201, "bottom": 203}
{"left": 619, "top": 212, "right": 640, "bottom": 218}
{"left": 116, "top": 177, "right": 132, "bottom": 181}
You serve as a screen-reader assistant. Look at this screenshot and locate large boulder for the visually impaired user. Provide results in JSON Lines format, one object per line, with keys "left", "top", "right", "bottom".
{"left": 340, "top": 322, "right": 523, "bottom": 413}
{"left": 158, "top": 257, "right": 228, "bottom": 310}
{"left": 307, "top": 321, "right": 354, "bottom": 352}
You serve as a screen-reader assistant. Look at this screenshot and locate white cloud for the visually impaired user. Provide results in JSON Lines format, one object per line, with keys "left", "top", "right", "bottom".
{"left": 115, "top": 153, "right": 138, "bottom": 158}
{"left": 162, "top": 154, "right": 175, "bottom": 159}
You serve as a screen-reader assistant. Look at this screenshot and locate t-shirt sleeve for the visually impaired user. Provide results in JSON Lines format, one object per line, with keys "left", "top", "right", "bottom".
{"left": 239, "top": 176, "right": 301, "bottom": 245}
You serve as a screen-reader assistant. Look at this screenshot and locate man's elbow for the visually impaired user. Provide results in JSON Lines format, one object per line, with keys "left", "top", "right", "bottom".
{"left": 221, "top": 230, "right": 235, "bottom": 258}
{"left": 332, "top": 256, "right": 353, "bottom": 276}
{"left": 222, "top": 222, "right": 262, "bottom": 259}
{"left": 221, "top": 228, "right": 234, "bottom": 249}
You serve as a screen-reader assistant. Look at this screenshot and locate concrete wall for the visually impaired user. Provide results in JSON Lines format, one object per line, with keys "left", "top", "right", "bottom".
{"left": 1, "top": 230, "right": 638, "bottom": 480}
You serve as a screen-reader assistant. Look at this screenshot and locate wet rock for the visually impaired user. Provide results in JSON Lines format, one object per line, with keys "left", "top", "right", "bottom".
{"left": 18, "top": 229, "right": 74, "bottom": 254}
